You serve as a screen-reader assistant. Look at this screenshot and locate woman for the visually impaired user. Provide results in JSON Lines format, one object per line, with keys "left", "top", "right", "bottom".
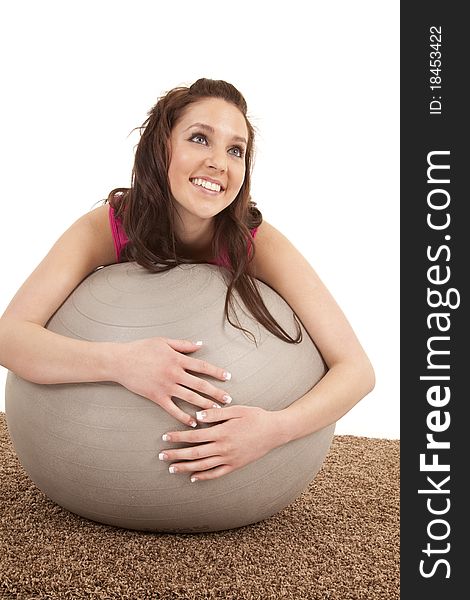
{"left": 0, "top": 78, "right": 375, "bottom": 483}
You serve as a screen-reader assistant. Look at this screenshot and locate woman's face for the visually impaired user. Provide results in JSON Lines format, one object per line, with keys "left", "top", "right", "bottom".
{"left": 167, "top": 97, "right": 248, "bottom": 231}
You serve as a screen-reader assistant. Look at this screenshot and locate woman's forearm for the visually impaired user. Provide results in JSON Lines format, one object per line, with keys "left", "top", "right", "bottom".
{"left": 274, "top": 359, "right": 376, "bottom": 446}
{"left": 0, "top": 319, "right": 116, "bottom": 384}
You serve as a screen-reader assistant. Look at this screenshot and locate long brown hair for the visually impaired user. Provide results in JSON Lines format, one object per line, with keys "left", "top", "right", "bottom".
{"left": 106, "top": 78, "right": 301, "bottom": 345}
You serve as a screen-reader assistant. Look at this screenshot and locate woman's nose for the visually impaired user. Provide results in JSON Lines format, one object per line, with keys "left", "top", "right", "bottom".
{"left": 205, "top": 146, "right": 227, "bottom": 172}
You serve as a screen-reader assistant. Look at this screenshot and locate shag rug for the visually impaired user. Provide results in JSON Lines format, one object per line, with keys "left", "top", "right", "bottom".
{"left": 0, "top": 413, "right": 399, "bottom": 599}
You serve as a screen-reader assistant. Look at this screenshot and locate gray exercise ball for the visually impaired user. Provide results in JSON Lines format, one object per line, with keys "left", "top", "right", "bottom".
{"left": 5, "top": 262, "right": 334, "bottom": 533}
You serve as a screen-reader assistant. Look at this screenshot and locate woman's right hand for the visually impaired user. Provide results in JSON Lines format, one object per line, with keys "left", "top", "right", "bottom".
{"left": 113, "top": 337, "right": 232, "bottom": 427}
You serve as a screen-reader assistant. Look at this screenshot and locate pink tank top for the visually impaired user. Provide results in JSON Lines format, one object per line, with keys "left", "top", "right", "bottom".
{"left": 108, "top": 205, "right": 258, "bottom": 268}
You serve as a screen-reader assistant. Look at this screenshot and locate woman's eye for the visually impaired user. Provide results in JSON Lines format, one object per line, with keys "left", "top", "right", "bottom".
{"left": 191, "top": 134, "right": 207, "bottom": 144}
{"left": 230, "top": 146, "right": 245, "bottom": 158}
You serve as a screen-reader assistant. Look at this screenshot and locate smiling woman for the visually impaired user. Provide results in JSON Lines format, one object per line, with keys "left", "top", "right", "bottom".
{"left": 0, "top": 77, "right": 374, "bottom": 522}
{"left": 106, "top": 79, "right": 298, "bottom": 346}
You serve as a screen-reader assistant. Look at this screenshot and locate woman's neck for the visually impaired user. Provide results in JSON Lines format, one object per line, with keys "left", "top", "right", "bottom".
{"left": 175, "top": 219, "right": 214, "bottom": 261}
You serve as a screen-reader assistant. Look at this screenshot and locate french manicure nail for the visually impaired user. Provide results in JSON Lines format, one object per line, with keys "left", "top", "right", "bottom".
{"left": 158, "top": 452, "right": 167, "bottom": 461}
{"left": 223, "top": 394, "right": 232, "bottom": 404}
{"left": 189, "top": 420, "right": 197, "bottom": 428}
{"left": 212, "top": 403, "right": 221, "bottom": 408}
{"left": 195, "top": 340, "right": 203, "bottom": 346}
{"left": 190, "top": 476, "right": 198, "bottom": 483}
{"left": 162, "top": 433, "right": 171, "bottom": 441}
{"left": 169, "top": 466, "right": 177, "bottom": 474}
{"left": 224, "top": 371, "right": 232, "bottom": 381}
{"left": 196, "top": 411, "right": 207, "bottom": 420}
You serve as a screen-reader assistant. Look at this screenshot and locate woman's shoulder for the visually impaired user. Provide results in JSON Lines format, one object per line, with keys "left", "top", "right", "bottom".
{"left": 79, "top": 204, "right": 119, "bottom": 264}
{"left": 83, "top": 203, "right": 116, "bottom": 241}
{"left": 249, "top": 220, "right": 310, "bottom": 283}
{"left": 250, "top": 220, "right": 280, "bottom": 244}
{"left": 60, "top": 203, "right": 120, "bottom": 269}
{"left": 106, "top": 202, "right": 129, "bottom": 262}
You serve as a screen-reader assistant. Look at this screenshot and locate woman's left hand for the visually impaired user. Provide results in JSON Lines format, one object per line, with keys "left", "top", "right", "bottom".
{"left": 158, "top": 406, "right": 282, "bottom": 482}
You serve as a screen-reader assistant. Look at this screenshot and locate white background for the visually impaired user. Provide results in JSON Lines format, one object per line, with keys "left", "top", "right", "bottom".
{"left": 0, "top": 1, "right": 399, "bottom": 439}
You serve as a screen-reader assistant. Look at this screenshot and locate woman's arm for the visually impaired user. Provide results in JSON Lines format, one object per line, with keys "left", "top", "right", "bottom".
{"left": 0, "top": 205, "right": 232, "bottom": 426}
{"left": 158, "top": 220, "right": 375, "bottom": 480}
{"left": 0, "top": 204, "right": 118, "bottom": 383}
{"left": 248, "top": 220, "right": 375, "bottom": 444}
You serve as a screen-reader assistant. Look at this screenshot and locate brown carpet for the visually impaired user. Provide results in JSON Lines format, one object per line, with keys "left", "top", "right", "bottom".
{"left": 0, "top": 413, "right": 399, "bottom": 599}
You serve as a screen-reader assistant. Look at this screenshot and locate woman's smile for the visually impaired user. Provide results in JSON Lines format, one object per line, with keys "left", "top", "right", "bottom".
{"left": 190, "top": 177, "right": 225, "bottom": 195}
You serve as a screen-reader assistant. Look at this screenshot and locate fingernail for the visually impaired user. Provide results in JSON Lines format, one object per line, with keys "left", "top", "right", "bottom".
{"left": 223, "top": 394, "right": 232, "bottom": 404}
{"left": 169, "top": 466, "right": 178, "bottom": 474}
{"left": 189, "top": 420, "right": 197, "bottom": 428}
{"left": 196, "top": 411, "right": 207, "bottom": 421}
{"left": 212, "top": 403, "right": 221, "bottom": 408}
{"left": 195, "top": 340, "right": 203, "bottom": 346}
{"left": 162, "top": 433, "right": 171, "bottom": 441}
{"left": 190, "top": 476, "right": 198, "bottom": 483}
{"left": 224, "top": 371, "right": 232, "bottom": 381}
{"left": 158, "top": 452, "right": 167, "bottom": 461}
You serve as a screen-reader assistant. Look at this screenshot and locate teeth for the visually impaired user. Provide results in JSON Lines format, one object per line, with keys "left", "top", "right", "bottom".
{"left": 191, "top": 178, "right": 222, "bottom": 192}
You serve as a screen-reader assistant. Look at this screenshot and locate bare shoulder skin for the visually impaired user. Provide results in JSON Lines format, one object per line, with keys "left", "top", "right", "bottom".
{"left": 1, "top": 203, "right": 116, "bottom": 329}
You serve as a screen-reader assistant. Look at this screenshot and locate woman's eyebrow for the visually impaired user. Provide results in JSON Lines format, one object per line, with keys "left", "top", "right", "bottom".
{"left": 184, "top": 122, "right": 247, "bottom": 145}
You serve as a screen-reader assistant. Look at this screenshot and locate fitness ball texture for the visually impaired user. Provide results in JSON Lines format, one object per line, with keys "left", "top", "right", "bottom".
{"left": 5, "top": 263, "right": 334, "bottom": 532}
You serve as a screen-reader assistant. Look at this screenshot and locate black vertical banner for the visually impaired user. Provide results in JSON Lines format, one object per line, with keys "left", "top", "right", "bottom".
{"left": 401, "top": 2, "right": 466, "bottom": 598}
